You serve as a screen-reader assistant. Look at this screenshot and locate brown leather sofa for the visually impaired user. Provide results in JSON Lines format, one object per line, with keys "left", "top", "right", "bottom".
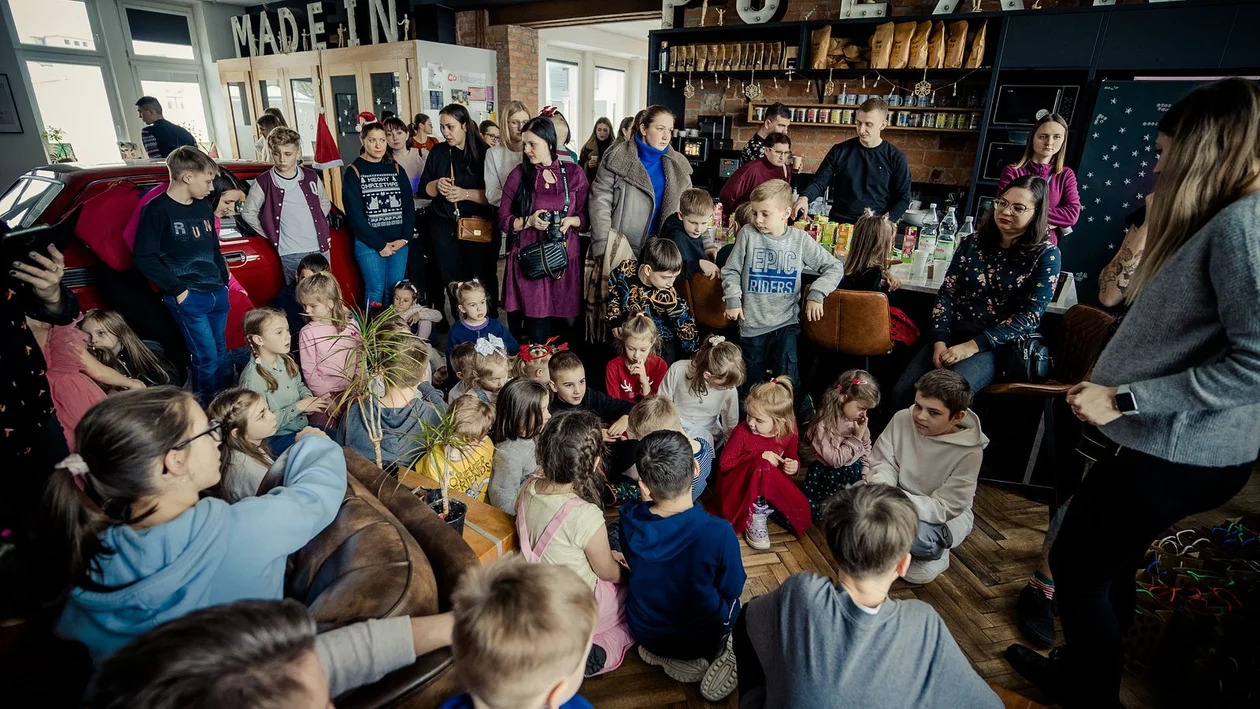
{"left": 285, "top": 448, "right": 480, "bottom": 708}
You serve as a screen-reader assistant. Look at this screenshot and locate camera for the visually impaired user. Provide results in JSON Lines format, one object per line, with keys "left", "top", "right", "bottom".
{"left": 540, "top": 210, "right": 566, "bottom": 240}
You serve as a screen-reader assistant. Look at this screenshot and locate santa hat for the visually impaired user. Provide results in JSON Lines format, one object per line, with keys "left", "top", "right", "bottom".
{"left": 357, "top": 111, "right": 379, "bottom": 130}
{"left": 313, "top": 109, "right": 342, "bottom": 171}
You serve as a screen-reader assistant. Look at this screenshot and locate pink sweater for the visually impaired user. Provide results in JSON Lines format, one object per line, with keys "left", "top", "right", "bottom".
{"left": 807, "top": 415, "right": 872, "bottom": 470}
{"left": 298, "top": 319, "right": 359, "bottom": 396}
{"left": 997, "top": 162, "right": 1082, "bottom": 239}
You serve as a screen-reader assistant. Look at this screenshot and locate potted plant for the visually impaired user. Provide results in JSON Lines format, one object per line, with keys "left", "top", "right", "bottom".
{"left": 40, "top": 126, "right": 74, "bottom": 162}
{"left": 412, "top": 407, "right": 469, "bottom": 535}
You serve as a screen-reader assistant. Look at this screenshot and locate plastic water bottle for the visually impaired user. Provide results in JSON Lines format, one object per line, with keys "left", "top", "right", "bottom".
{"left": 919, "top": 203, "right": 939, "bottom": 256}
{"left": 935, "top": 206, "right": 958, "bottom": 264}
{"left": 957, "top": 215, "right": 975, "bottom": 243}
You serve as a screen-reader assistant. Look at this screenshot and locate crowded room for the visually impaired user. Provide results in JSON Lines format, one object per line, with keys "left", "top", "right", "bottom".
{"left": 1, "top": 0, "right": 1258, "bottom": 707}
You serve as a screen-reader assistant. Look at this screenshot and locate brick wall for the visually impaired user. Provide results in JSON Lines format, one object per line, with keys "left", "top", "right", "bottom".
{"left": 486, "top": 25, "right": 540, "bottom": 110}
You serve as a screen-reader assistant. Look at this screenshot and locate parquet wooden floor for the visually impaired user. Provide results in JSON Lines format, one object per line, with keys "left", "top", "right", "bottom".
{"left": 582, "top": 472, "right": 1260, "bottom": 709}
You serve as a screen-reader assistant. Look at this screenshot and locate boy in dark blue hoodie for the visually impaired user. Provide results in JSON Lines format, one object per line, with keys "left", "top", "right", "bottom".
{"left": 620, "top": 430, "right": 746, "bottom": 702}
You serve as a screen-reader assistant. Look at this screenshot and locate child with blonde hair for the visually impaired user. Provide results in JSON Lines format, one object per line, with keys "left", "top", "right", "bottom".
{"left": 206, "top": 387, "right": 277, "bottom": 502}
{"left": 803, "top": 370, "right": 880, "bottom": 515}
{"left": 657, "top": 336, "right": 745, "bottom": 448}
{"left": 343, "top": 329, "right": 446, "bottom": 469}
{"left": 408, "top": 393, "right": 496, "bottom": 501}
{"left": 620, "top": 396, "right": 715, "bottom": 500}
{"left": 716, "top": 377, "right": 811, "bottom": 550}
{"left": 606, "top": 312, "right": 668, "bottom": 403}
{"left": 295, "top": 272, "right": 359, "bottom": 401}
{"left": 468, "top": 336, "right": 512, "bottom": 404}
{"left": 79, "top": 309, "right": 178, "bottom": 388}
{"left": 512, "top": 337, "right": 563, "bottom": 385}
{"left": 239, "top": 307, "right": 328, "bottom": 454}
{"left": 515, "top": 411, "right": 633, "bottom": 676}
{"left": 445, "top": 280, "right": 518, "bottom": 370}
{"left": 488, "top": 378, "right": 551, "bottom": 513}
{"left": 439, "top": 556, "right": 599, "bottom": 709}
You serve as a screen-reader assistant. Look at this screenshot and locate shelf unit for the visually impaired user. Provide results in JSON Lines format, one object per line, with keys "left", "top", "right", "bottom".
{"left": 744, "top": 101, "right": 983, "bottom": 134}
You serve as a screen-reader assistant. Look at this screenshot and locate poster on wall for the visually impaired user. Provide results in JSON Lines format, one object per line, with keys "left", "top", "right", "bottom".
{"left": 0, "top": 74, "right": 22, "bottom": 133}
{"left": 1060, "top": 79, "right": 1203, "bottom": 306}
{"left": 429, "top": 91, "right": 443, "bottom": 110}
{"left": 450, "top": 89, "right": 469, "bottom": 106}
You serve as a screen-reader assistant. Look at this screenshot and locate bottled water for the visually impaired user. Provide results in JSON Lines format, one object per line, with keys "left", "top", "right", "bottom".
{"left": 919, "top": 203, "right": 939, "bottom": 256}
{"left": 935, "top": 206, "right": 958, "bottom": 264}
{"left": 957, "top": 215, "right": 975, "bottom": 242}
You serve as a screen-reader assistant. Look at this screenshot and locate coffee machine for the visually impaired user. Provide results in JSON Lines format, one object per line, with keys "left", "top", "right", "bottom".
{"left": 678, "top": 115, "right": 737, "bottom": 191}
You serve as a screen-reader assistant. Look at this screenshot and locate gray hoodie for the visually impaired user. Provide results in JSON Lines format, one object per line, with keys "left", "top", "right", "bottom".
{"left": 341, "top": 383, "right": 448, "bottom": 469}
{"left": 720, "top": 224, "right": 844, "bottom": 337}
{"left": 867, "top": 407, "right": 989, "bottom": 525}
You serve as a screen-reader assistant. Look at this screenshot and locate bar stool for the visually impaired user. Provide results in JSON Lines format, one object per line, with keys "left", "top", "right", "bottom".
{"left": 681, "top": 271, "right": 731, "bottom": 332}
{"left": 982, "top": 304, "right": 1115, "bottom": 515}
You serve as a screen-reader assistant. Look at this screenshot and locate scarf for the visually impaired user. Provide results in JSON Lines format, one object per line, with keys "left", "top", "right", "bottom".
{"left": 635, "top": 134, "right": 668, "bottom": 233}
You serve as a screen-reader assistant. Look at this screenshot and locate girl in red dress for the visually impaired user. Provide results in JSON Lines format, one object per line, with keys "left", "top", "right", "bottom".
{"left": 715, "top": 377, "right": 811, "bottom": 550}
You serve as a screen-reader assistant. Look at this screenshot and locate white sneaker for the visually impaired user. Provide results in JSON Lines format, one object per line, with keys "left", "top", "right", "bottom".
{"left": 904, "top": 550, "right": 951, "bottom": 585}
{"left": 700, "top": 635, "right": 739, "bottom": 701}
{"left": 745, "top": 499, "right": 772, "bottom": 551}
{"left": 638, "top": 645, "right": 710, "bottom": 683}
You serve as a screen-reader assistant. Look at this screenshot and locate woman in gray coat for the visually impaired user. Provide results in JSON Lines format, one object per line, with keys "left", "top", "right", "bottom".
{"left": 589, "top": 105, "right": 694, "bottom": 259}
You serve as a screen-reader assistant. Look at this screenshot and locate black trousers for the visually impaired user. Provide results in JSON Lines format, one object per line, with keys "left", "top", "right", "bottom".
{"left": 429, "top": 215, "right": 501, "bottom": 317}
{"left": 1049, "top": 446, "right": 1250, "bottom": 706}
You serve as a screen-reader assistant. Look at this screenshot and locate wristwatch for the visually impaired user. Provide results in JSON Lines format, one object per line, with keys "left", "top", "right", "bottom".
{"left": 1116, "top": 384, "right": 1139, "bottom": 416}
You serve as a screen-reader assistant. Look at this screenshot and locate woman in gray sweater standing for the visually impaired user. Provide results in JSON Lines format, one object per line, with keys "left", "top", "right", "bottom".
{"left": 1006, "top": 78, "right": 1260, "bottom": 706}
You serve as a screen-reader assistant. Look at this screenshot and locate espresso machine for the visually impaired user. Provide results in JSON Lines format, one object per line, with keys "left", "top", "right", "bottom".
{"left": 677, "top": 115, "right": 738, "bottom": 191}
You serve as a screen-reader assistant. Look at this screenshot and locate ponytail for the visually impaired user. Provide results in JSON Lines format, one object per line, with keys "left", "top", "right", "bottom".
{"left": 687, "top": 336, "right": 745, "bottom": 397}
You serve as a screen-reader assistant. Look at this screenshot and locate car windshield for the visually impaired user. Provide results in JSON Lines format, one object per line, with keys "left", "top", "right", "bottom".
{"left": 0, "top": 176, "right": 64, "bottom": 229}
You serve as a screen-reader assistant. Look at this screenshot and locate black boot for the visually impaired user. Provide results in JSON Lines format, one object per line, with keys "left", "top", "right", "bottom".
{"left": 1016, "top": 583, "right": 1058, "bottom": 649}
{"left": 1005, "top": 644, "right": 1067, "bottom": 701}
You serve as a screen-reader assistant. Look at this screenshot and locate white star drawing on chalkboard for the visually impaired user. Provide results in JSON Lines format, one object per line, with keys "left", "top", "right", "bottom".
{"left": 1144, "top": 134, "right": 1150, "bottom": 141}
{"left": 1104, "top": 216, "right": 1112, "bottom": 222}
{"left": 1108, "top": 243, "right": 1116, "bottom": 249}
{"left": 1113, "top": 162, "right": 1120, "bottom": 168}
{"left": 1125, "top": 108, "right": 1132, "bottom": 114}
{"left": 1138, "top": 171, "right": 1145, "bottom": 177}
{"left": 1136, "top": 192, "right": 1145, "bottom": 200}
{"left": 1124, "top": 178, "right": 1131, "bottom": 185}
{"left": 1145, "top": 146, "right": 1152, "bottom": 152}
{"left": 1140, "top": 161, "right": 1148, "bottom": 167}
{"left": 1110, "top": 98, "right": 1117, "bottom": 104}
{"left": 1119, "top": 128, "right": 1126, "bottom": 134}
{"left": 1088, "top": 216, "right": 1094, "bottom": 223}
{"left": 1102, "top": 154, "right": 1110, "bottom": 160}
{"left": 1105, "top": 180, "right": 1112, "bottom": 186}
{"left": 1095, "top": 197, "right": 1102, "bottom": 204}
{"left": 1132, "top": 151, "right": 1139, "bottom": 157}
{"left": 1087, "top": 172, "right": 1094, "bottom": 178}
{"left": 1093, "top": 132, "right": 1100, "bottom": 139}
{"left": 1081, "top": 184, "right": 1089, "bottom": 191}
{"left": 1122, "top": 202, "right": 1129, "bottom": 209}
{"left": 1111, "top": 145, "right": 1118, "bottom": 151}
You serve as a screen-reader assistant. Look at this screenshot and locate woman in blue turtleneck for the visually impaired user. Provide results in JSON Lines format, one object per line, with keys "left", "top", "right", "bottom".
{"left": 588, "top": 105, "right": 694, "bottom": 261}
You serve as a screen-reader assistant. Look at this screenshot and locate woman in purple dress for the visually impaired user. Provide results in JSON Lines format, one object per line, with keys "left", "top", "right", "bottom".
{"left": 498, "top": 116, "right": 589, "bottom": 344}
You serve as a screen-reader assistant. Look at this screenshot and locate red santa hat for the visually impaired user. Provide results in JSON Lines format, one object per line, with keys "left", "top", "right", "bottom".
{"left": 313, "top": 109, "right": 342, "bottom": 171}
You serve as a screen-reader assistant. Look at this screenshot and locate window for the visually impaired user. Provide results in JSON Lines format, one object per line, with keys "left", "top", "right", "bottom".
{"left": 259, "top": 79, "right": 282, "bottom": 110}
{"left": 8, "top": 0, "right": 96, "bottom": 52}
{"left": 227, "top": 81, "right": 256, "bottom": 160}
{"left": 290, "top": 78, "right": 318, "bottom": 157}
{"left": 139, "top": 70, "right": 210, "bottom": 144}
{"left": 545, "top": 60, "right": 578, "bottom": 135}
{"left": 125, "top": 7, "right": 195, "bottom": 60}
{"left": 0, "top": 176, "right": 64, "bottom": 229}
{"left": 594, "top": 67, "right": 627, "bottom": 135}
{"left": 26, "top": 60, "right": 118, "bottom": 164}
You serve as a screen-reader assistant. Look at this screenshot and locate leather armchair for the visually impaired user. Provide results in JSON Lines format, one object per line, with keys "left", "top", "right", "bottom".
{"left": 681, "top": 271, "right": 731, "bottom": 332}
{"left": 288, "top": 448, "right": 479, "bottom": 708}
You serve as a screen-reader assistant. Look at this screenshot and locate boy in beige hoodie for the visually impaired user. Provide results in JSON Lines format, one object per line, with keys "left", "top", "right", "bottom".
{"left": 867, "top": 369, "right": 988, "bottom": 584}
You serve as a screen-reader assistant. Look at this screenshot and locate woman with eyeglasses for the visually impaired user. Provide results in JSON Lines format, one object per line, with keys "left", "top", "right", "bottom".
{"left": 43, "top": 386, "right": 347, "bottom": 666}
{"left": 997, "top": 113, "right": 1080, "bottom": 244}
{"left": 890, "top": 174, "right": 1061, "bottom": 408}
{"left": 718, "top": 132, "right": 795, "bottom": 215}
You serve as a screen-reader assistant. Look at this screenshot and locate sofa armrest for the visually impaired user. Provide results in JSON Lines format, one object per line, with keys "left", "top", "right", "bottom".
{"left": 344, "top": 448, "right": 480, "bottom": 611}
{"left": 333, "top": 649, "right": 459, "bottom": 709}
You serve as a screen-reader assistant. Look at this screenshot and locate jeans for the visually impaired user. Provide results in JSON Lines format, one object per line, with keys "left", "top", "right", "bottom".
{"left": 268, "top": 431, "right": 298, "bottom": 455}
{"left": 354, "top": 240, "right": 409, "bottom": 307}
{"left": 280, "top": 250, "right": 328, "bottom": 285}
{"left": 1049, "top": 447, "right": 1249, "bottom": 705}
{"left": 739, "top": 324, "right": 800, "bottom": 394}
{"left": 891, "top": 335, "right": 999, "bottom": 410}
{"left": 163, "top": 286, "right": 231, "bottom": 402}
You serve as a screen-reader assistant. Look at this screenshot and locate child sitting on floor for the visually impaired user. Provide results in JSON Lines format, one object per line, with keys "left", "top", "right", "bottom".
{"left": 734, "top": 484, "right": 1001, "bottom": 708}
{"left": 295, "top": 251, "right": 329, "bottom": 282}
{"left": 445, "top": 279, "right": 518, "bottom": 371}
{"left": 439, "top": 556, "right": 600, "bottom": 709}
{"left": 26, "top": 317, "right": 114, "bottom": 451}
{"left": 488, "top": 378, "right": 551, "bottom": 514}
{"left": 606, "top": 313, "right": 668, "bottom": 404}
{"left": 515, "top": 411, "right": 633, "bottom": 677}
{"left": 802, "top": 370, "right": 879, "bottom": 516}
{"left": 657, "top": 336, "right": 745, "bottom": 448}
{"left": 446, "top": 342, "right": 477, "bottom": 403}
{"left": 659, "top": 188, "right": 721, "bottom": 280}
{"left": 607, "top": 397, "right": 714, "bottom": 503}
{"left": 513, "top": 337, "right": 563, "bottom": 385}
{"left": 716, "top": 377, "right": 811, "bottom": 550}
{"left": 621, "top": 430, "right": 744, "bottom": 702}
{"left": 79, "top": 309, "right": 179, "bottom": 388}
{"left": 548, "top": 351, "right": 630, "bottom": 439}
{"left": 466, "top": 336, "right": 512, "bottom": 404}
{"left": 207, "top": 387, "right": 277, "bottom": 502}
{"left": 410, "top": 393, "right": 496, "bottom": 502}
{"left": 606, "top": 237, "right": 699, "bottom": 362}
{"left": 391, "top": 279, "right": 443, "bottom": 340}
{"left": 867, "top": 369, "right": 988, "bottom": 585}
{"left": 296, "top": 272, "right": 359, "bottom": 403}
{"left": 239, "top": 307, "right": 329, "bottom": 454}
{"left": 341, "top": 329, "right": 447, "bottom": 469}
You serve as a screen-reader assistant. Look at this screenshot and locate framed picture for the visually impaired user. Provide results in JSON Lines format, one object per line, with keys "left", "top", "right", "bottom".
{"left": 0, "top": 74, "right": 23, "bottom": 133}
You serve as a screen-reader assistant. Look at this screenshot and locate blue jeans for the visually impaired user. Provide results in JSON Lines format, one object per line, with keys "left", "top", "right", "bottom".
{"left": 268, "top": 431, "right": 298, "bottom": 455}
{"left": 163, "top": 286, "right": 231, "bottom": 402}
{"left": 740, "top": 323, "right": 801, "bottom": 394}
{"left": 892, "top": 336, "right": 999, "bottom": 410}
{"left": 354, "top": 240, "right": 409, "bottom": 307}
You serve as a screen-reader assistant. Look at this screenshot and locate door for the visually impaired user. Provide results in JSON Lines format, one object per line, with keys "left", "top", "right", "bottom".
{"left": 218, "top": 59, "right": 255, "bottom": 160}
{"left": 361, "top": 59, "right": 412, "bottom": 124}
{"left": 322, "top": 61, "right": 363, "bottom": 168}
{"left": 251, "top": 53, "right": 322, "bottom": 159}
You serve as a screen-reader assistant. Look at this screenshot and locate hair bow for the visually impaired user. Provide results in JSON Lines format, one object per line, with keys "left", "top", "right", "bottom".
{"left": 58, "top": 454, "right": 89, "bottom": 491}
{"left": 475, "top": 334, "right": 507, "bottom": 357}
{"left": 520, "top": 336, "right": 568, "bottom": 362}
{"left": 539, "top": 105, "right": 559, "bottom": 118}
{"left": 707, "top": 335, "right": 726, "bottom": 347}
{"left": 851, "top": 378, "right": 867, "bottom": 386}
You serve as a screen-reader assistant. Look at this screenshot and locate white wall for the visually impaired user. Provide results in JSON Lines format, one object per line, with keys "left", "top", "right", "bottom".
{"left": 0, "top": 16, "right": 51, "bottom": 189}
{"left": 538, "top": 25, "right": 649, "bottom": 143}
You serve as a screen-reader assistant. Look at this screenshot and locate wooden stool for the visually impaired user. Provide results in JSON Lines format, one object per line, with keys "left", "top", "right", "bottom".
{"left": 398, "top": 473, "right": 519, "bottom": 564}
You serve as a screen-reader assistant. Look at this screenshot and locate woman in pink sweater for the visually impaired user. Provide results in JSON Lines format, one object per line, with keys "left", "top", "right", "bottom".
{"left": 997, "top": 113, "right": 1081, "bottom": 243}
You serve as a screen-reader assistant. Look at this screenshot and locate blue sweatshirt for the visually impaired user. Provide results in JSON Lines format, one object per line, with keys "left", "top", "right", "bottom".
{"left": 55, "top": 436, "right": 347, "bottom": 665}
{"left": 444, "top": 318, "right": 519, "bottom": 371}
{"left": 619, "top": 502, "right": 746, "bottom": 659}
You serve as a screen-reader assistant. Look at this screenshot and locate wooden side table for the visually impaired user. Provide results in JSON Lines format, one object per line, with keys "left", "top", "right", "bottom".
{"left": 398, "top": 471, "right": 519, "bottom": 565}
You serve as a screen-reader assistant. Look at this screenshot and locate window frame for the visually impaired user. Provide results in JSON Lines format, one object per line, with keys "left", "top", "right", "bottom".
{"left": 118, "top": 1, "right": 201, "bottom": 63}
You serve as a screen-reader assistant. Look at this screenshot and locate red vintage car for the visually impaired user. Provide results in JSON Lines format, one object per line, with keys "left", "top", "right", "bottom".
{"left": 0, "top": 161, "right": 363, "bottom": 351}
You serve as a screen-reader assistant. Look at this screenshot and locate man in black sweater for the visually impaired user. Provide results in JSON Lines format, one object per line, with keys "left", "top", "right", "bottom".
{"left": 136, "top": 96, "right": 197, "bottom": 159}
{"left": 793, "top": 97, "right": 911, "bottom": 223}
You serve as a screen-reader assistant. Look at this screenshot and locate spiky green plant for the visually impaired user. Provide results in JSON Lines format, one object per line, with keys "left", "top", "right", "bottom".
{"left": 405, "top": 406, "right": 471, "bottom": 515}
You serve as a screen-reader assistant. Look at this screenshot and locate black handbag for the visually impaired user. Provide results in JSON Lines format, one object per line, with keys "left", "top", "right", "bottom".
{"left": 1003, "top": 333, "right": 1052, "bottom": 384}
{"left": 516, "top": 163, "right": 571, "bottom": 281}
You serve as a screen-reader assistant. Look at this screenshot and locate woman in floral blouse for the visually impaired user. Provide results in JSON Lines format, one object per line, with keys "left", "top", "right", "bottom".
{"left": 891, "top": 175, "right": 1061, "bottom": 407}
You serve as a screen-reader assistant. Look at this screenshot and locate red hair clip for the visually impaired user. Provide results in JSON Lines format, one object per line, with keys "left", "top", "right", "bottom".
{"left": 520, "top": 336, "right": 568, "bottom": 362}
{"left": 539, "top": 105, "right": 559, "bottom": 118}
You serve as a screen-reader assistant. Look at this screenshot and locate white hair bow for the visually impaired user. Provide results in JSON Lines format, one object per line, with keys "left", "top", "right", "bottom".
{"left": 474, "top": 334, "right": 506, "bottom": 357}
{"left": 708, "top": 335, "right": 726, "bottom": 346}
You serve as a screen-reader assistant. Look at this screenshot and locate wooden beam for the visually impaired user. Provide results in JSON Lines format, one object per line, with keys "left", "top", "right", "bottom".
{"left": 486, "top": 0, "right": 664, "bottom": 28}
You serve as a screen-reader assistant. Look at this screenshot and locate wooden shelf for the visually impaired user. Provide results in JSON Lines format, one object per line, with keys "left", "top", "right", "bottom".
{"left": 748, "top": 100, "right": 980, "bottom": 113}
{"left": 745, "top": 101, "right": 982, "bottom": 133}
{"left": 741, "top": 121, "right": 979, "bottom": 135}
